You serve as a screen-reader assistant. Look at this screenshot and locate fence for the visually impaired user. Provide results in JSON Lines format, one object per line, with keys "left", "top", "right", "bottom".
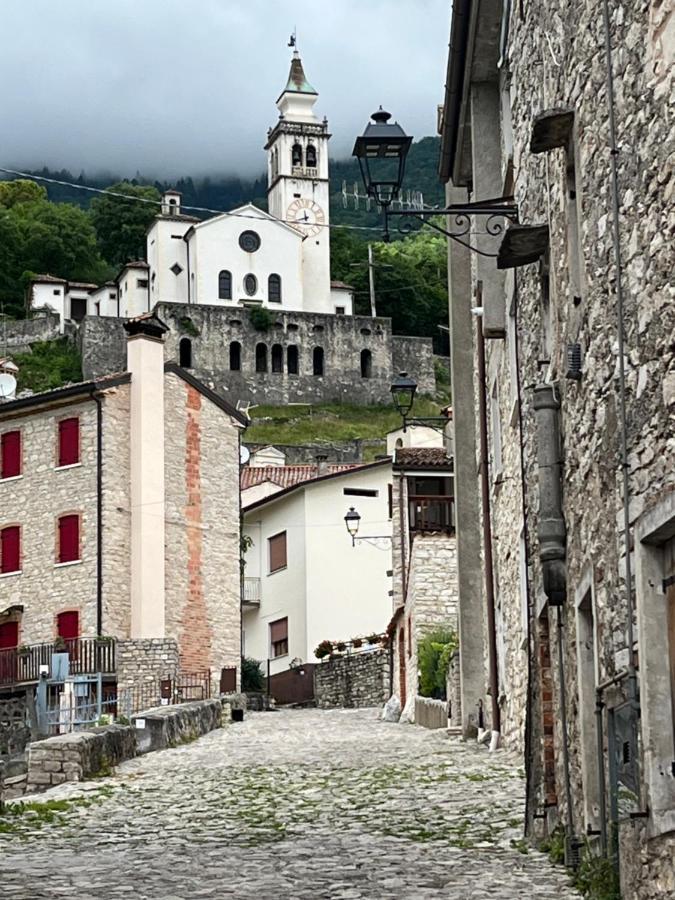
{"left": 0, "top": 638, "right": 116, "bottom": 687}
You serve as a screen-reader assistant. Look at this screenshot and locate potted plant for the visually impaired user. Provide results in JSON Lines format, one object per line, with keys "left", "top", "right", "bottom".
{"left": 53, "top": 636, "right": 67, "bottom": 653}
{"left": 17, "top": 644, "right": 31, "bottom": 657}
{"left": 314, "top": 640, "right": 333, "bottom": 660}
{"left": 352, "top": 637, "right": 363, "bottom": 649}
{"left": 366, "top": 633, "right": 381, "bottom": 645}
{"left": 335, "top": 641, "right": 346, "bottom": 653}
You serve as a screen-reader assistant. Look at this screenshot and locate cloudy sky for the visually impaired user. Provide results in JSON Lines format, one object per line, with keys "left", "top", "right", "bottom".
{"left": 2, "top": 0, "right": 450, "bottom": 179}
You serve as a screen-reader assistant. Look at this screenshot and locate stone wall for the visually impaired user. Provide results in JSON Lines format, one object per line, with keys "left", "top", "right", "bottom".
{"left": 0, "top": 695, "right": 30, "bottom": 760}
{"left": 392, "top": 336, "right": 436, "bottom": 396}
{"left": 115, "top": 639, "right": 180, "bottom": 694}
{"left": 1, "top": 311, "right": 62, "bottom": 350}
{"left": 78, "top": 316, "right": 127, "bottom": 380}
{"left": 131, "top": 698, "right": 222, "bottom": 754}
{"left": 314, "top": 649, "right": 388, "bottom": 708}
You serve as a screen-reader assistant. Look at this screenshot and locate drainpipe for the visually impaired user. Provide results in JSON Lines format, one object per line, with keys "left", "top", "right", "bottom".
{"left": 91, "top": 389, "right": 103, "bottom": 637}
{"left": 475, "top": 310, "right": 501, "bottom": 744}
{"left": 398, "top": 472, "right": 407, "bottom": 596}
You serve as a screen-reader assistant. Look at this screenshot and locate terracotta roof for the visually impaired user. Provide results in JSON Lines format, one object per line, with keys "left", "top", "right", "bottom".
{"left": 330, "top": 280, "right": 354, "bottom": 291}
{"left": 241, "top": 463, "right": 359, "bottom": 491}
{"left": 394, "top": 447, "right": 453, "bottom": 469}
{"left": 29, "top": 274, "right": 67, "bottom": 284}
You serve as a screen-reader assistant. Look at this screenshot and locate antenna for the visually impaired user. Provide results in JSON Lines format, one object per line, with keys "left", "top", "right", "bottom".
{"left": 0, "top": 373, "right": 17, "bottom": 401}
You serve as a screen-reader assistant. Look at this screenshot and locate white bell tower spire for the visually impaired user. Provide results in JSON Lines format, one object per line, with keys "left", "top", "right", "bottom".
{"left": 266, "top": 49, "right": 332, "bottom": 312}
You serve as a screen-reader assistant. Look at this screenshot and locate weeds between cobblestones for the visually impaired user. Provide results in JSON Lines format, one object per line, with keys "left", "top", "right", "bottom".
{"left": 0, "top": 709, "right": 582, "bottom": 899}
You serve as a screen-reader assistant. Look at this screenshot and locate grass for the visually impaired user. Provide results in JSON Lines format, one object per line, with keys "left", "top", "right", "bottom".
{"left": 12, "top": 339, "right": 82, "bottom": 394}
{"left": 245, "top": 397, "right": 449, "bottom": 453}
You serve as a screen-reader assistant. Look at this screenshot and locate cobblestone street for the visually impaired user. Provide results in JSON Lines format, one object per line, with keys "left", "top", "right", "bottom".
{"left": 1, "top": 709, "right": 581, "bottom": 899}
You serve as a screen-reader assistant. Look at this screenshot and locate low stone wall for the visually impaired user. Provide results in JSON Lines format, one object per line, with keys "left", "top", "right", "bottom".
{"left": 314, "top": 649, "right": 388, "bottom": 709}
{"left": 2, "top": 311, "right": 62, "bottom": 350}
{"left": 131, "top": 699, "right": 222, "bottom": 754}
{"left": 0, "top": 695, "right": 31, "bottom": 760}
{"left": 115, "top": 638, "right": 180, "bottom": 694}
{"left": 25, "top": 724, "right": 136, "bottom": 793}
{"left": 414, "top": 696, "right": 449, "bottom": 730}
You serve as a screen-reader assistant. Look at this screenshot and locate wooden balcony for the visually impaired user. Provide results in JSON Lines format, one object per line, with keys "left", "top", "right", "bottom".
{"left": 0, "top": 638, "right": 116, "bottom": 688}
{"left": 408, "top": 495, "right": 455, "bottom": 535}
{"left": 243, "top": 577, "right": 261, "bottom": 607}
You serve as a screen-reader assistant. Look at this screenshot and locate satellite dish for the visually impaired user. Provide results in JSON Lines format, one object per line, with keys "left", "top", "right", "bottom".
{"left": 240, "top": 445, "right": 251, "bottom": 465}
{"left": 0, "top": 374, "right": 17, "bottom": 400}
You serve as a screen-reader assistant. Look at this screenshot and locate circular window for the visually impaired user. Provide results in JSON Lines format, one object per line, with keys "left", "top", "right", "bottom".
{"left": 239, "top": 230, "right": 261, "bottom": 253}
{"left": 244, "top": 274, "right": 258, "bottom": 296}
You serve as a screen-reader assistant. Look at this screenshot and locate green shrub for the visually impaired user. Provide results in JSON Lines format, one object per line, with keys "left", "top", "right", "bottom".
{"left": 417, "top": 627, "right": 458, "bottom": 699}
{"left": 249, "top": 306, "right": 272, "bottom": 331}
{"left": 242, "top": 657, "right": 265, "bottom": 692}
{"left": 574, "top": 843, "right": 620, "bottom": 900}
{"left": 13, "top": 339, "right": 82, "bottom": 393}
{"left": 178, "top": 316, "right": 200, "bottom": 337}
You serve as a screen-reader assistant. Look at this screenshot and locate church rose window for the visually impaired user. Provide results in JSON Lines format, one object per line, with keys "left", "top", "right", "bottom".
{"left": 244, "top": 274, "right": 258, "bottom": 296}
{"left": 239, "top": 231, "right": 261, "bottom": 253}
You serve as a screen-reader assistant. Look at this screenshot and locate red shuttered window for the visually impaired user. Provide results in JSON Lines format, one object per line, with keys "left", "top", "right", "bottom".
{"left": 57, "top": 610, "right": 79, "bottom": 641}
{"left": 57, "top": 515, "right": 80, "bottom": 564}
{"left": 1, "top": 526, "right": 21, "bottom": 574}
{"left": 1, "top": 431, "right": 21, "bottom": 479}
{"left": 58, "top": 418, "right": 80, "bottom": 467}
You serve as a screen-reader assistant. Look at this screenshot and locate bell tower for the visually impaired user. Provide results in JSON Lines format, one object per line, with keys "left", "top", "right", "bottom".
{"left": 266, "top": 51, "right": 332, "bottom": 311}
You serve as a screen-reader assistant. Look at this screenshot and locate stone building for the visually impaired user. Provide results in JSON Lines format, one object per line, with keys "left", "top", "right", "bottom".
{"left": 0, "top": 313, "right": 246, "bottom": 695}
{"left": 439, "top": 0, "right": 674, "bottom": 893}
{"left": 388, "top": 447, "right": 458, "bottom": 721}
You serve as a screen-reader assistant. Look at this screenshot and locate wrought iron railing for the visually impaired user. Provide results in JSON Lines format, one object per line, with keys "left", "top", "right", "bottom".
{"left": 243, "top": 576, "right": 261, "bottom": 605}
{"left": 0, "top": 637, "right": 116, "bottom": 687}
{"left": 408, "top": 495, "right": 455, "bottom": 534}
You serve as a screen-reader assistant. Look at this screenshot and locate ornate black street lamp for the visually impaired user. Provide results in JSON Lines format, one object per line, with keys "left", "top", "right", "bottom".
{"left": 353, "top": 109, "right": 519, "bottom": 247}
{"left": 390, "top": 371, "right": 417, "bottom": 419}
{"left": 344, "top": 506, "right": 392, "bottom": 548}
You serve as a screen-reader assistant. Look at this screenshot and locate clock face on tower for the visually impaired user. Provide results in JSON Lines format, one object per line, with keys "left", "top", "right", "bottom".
{"left": 286, "top": 198, "right": 325, "bottom": 237}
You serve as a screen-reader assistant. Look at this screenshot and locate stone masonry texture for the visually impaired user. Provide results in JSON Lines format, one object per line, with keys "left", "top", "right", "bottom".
{"left": 314, "top": 649, "right": 389, "bottom": 708}
{"left": 0, "top": 708, "right": 582, "bottom": 899}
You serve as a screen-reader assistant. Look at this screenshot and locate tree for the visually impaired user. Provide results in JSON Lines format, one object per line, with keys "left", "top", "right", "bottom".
{"left": 89, "top": 181, "right": 161, "bottom": 267}
{"left": 0, "top": 180, "right": 109, "bottom": 318}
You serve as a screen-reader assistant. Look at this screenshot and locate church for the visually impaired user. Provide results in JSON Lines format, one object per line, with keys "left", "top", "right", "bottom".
{"left": 28, "top": 52, "right": 354, "bottom": 322}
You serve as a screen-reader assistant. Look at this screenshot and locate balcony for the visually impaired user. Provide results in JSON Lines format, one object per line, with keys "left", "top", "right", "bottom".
{"left": 409, "top": 495, "right": 455, "bottom": 535}
{"left": 243, "top": 577, "right": 261, "bottom": 607}
{"left": 0, "top": 638, "right": 116, "bottom": 688}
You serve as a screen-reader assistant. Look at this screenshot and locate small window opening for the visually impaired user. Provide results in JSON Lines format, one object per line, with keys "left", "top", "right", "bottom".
{"left": 313, "top": 346, "right": 324, "bottom": 376}
{"left": 229, "top": 341, "right": 241, "bottom": 371}
{"left": 271, "top": 344, "right": 284, "bottom": 373}
{"left": 255, "top": 343, "right": 268, "bottom": 373}
{"left": 306, "top": 145, "right": 317, "bottom": 168}
{"left": 287, "top": 345, "right": 299, "bottom": 375}
{"left": 360, "top": 349, "right": 372, "bottom": 378}
{"left": 291, "top": 144, "right": 303, "bottom": 167}
{"left": 179, "top": 337, "right": 192, "bottom": 369}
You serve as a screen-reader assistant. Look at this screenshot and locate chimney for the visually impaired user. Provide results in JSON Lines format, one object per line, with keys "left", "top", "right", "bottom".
{"left": 316, "top": 454, "right": 328, "bottom": 475}
{"left": 123, "top": 314, "right": 169, "bottom": 638}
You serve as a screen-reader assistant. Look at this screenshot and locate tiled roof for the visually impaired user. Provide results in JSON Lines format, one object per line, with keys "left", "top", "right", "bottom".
{"left": 394, "top": 447, "right": 453, "bottom": 469}
{"left": 29, "top": 274, "right": 67, "bottom": 284}
{"left": 67, "top": 282, "right": 98, "bottom": 291}
{"left": 330, "top": 280, "right": 354, "bottom": 291}
{"left": 121, "top": 260, "right": 149, "bottom": 270}
{"left": 241, "top": 463, "right": 359, "bottom": 491}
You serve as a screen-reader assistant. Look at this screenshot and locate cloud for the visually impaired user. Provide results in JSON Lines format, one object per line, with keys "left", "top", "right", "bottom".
{"left": 1, "top": 0, "right": 449, "bottom": 178}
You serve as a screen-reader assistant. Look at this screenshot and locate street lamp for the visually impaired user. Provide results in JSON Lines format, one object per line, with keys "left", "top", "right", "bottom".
{"left": 390, "top": 371, "right": 417, "bottom": 419}
{"left": 344, "top": 506, "right": 361, "bottom": 546}
{"left": 353, "top": 108, "right": 519, "bottom": 249}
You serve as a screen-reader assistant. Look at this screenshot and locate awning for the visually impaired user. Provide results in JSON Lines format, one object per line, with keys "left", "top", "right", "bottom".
{"left": 530, "top": 109, "right": 574, "bottom": 154}
{"left": 497, "top": 224, "right": 549, "bottom": 269}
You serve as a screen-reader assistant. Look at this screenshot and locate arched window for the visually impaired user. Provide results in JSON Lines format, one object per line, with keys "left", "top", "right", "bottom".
{"left": 360, "top": 349, "right": 372, "bottom": 379}
{"left": 218, "top": 270, "right": 232, "bottom": 299}
{"left": 287, "top": 345, "right": 299, "bottom": 375}
{"left": 306, "top": 144, "right": 317, "bottom": 168}
{"left": 179, "top": 338, "right": 192, "bottom": 368}
{"left": 268, "top": 273, "right": 282, "bottom": 303}
{"left": 292, "top": 143, "right": 303, "bottom": 167}
{"left": 229, "top": 341, "right": 241, "bottom": 371}
{"left": 255, "top": 343, "right": 268, "bottom": 373}
{"left": 313, "top": 347, "right": 324, "bottom": 376}
{"left": 271, "top": 344, "right": 284, "bottom": 373}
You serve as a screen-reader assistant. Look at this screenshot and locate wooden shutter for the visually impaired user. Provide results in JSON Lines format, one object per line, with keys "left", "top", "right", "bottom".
{"left": 270, "top": 618, "right": 288, "bottom": 643}
{"left": 58, "top": 514, "right": 80, "bottom": 563}
{"left": 269, "top": 532, "right": 287, "bottom": 572}
{"left": 1, "top": 431, "right": 21, "bottom": 479}
{"left": 57, "top": 610, "right": 79, "bottom": 640}
{"left": 0, "top": 621, "right": 18, "bottom": 650}
{"left": 58, "top": 418, "right": 80, "bottom": 467}
{"left": 0, "top": 526, "right": 20, "bottom": 574}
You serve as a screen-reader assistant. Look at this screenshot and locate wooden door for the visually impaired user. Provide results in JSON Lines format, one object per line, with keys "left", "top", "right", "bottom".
{"left": 0, "top": 621, "right": 18, "bottom": 684}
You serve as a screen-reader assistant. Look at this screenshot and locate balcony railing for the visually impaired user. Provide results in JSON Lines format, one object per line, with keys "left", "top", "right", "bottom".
{"left": 409, "top": 495, "right": 455, "bottom": 534}
{"left": 243, "top": 577, "right": 261, "bottom": 606}
{"left": 0, "top": 637, "right": 116, "bottom": 687}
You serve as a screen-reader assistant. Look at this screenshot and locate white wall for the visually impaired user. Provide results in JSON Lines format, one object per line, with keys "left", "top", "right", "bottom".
{"left": 117, "top": 268, "right": 150, "bottom": 318}
{"left": 147, "top": 218, "right": 190, "bottom": 306}
{"left": 30, "top": 283, "right": 66, "bottom": 330}
{"left": 90, "top": 285, "right": 119, "bottom": 318}
{"left": 329, "top": 287, "right": 354, "bottom": 315}
{"left": 386, "top": 425, "right": 445, "bottom": 456}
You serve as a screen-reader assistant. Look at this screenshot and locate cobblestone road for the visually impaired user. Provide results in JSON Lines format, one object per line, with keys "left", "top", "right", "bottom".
{"left": 1, "top": 708, "right": 581, "bottom": 899}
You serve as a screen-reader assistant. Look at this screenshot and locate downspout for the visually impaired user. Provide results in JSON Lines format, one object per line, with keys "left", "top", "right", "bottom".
{"left": 92, "top": 389, "right": 103, "bottom": 637}
{"left": 185, "top": 235, "right": 191, "bottom": 305}
{"left": 475, "top": 308, "right": 501, "bottom": 745}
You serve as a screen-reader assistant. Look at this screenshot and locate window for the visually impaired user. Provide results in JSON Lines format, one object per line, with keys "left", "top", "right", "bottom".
{"left": 95, "top": 302, "right": 101, "bottom": 316}
{"left": 539, "top": 253, "right": 552, "bottom": 366}
{"left": 57, "top": 514, "right": 80, "bottom": 564}
{"left": 268, "top": 273, "right": 282, "bottom": 303}
{"left": 229, "top": 341, "right": 241, "bottom": 371}
{"left": 268, "top": 531, "right": 287, "bottom": 573}
{"left": 335, "top": 306, "right": 345, "bottom": 315}
{"left": 291, "top": 143, "right": 303, "bottom": 167}
{"left": 70, "top": 298, "right": 87, "bottom": 321}
{"left": 287, "top": 345, "right": 299, "bottom": 375}
{"left": 271, "top": 344, "right": 283, "bottom": 374}
{"left": 57, "top": 610, "right": 79, "bottom": 644}
{"left": 255, "top": 343, "right": 268, "bottom": 373}
{"left": 270, "top": 617, "right": 288, "bottom": 658}
{"left": 306, "top": 144, "right": 317, "bottom": 168}
{"left": 1, "top": 431, "right": 21, "bottom": 479}
{"left": 53, "top": 289, "right": 61, "bottom": 296}
{"left": 58, "top": 418, "right": 80, "bottom": 468}
{"left": 575, "top": 581, "right": 600, "bottom": 831}
{"left": 490, "top": 382, "right": 502, "bottom": 478}
{"left": 0, "top": 526, "right": 20, "bottom": 574}
{"left": 218, "top": 270, "right": 232, "bottom": 299}
{"left": 313, "top": 347, "right": 324, "bottom": 376}
{"left": 179, "top": 337, "right": 192, "bottom": 369}
{"left": 344, "top": 488, "right": 379, "bottom": 498}
{"left": 170, "top": 263, "right": 183, "bottom": 276}
{"left": 388, "top": 483, "right": 393, "bottom": 519}
{"left": 407, "top": 615, "right": 412, "bottom": 657}
{"left": 565, "top": 139, "right": 584, "bottom": 307}
{"left": 244, "top": 274, "right": 258, "bottom": 296}
{"left": 136, "top": 279, "right": 148, "bottom": 289}
{"left": 360, "top": 349, "right": 372, "bottom": 379}
{"left": 0, "top": 621, "right": 18, "bottom": 651}
{"left": 239, "top": 231, "right": 261, "bottom": 253}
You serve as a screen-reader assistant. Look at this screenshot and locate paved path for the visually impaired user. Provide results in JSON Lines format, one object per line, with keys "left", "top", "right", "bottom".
{"left": 0, "top": 708, "right": 580, "bottom": 899}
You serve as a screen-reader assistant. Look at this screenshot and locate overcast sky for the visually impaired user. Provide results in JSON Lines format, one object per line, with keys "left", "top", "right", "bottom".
{"left": 2, "top": 0, "right": 450, "bottom": 179}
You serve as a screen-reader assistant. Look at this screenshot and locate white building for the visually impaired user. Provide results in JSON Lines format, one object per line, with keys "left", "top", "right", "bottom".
{"left": 241, "top": 458, "right": 393, "bottom": 675}
{"left": 28, "top": 51, "right": 354, "bottom": 324}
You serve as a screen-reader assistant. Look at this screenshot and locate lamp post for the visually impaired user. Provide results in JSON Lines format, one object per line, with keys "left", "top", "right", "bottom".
{"left": 353, "top": 109, "right": 518, "bottom": 248}
{"left": 344, "top": 506, "right": 392, "bottom": 548}
{"left": 389, "top": 372, "right": 449, "bottom": 434}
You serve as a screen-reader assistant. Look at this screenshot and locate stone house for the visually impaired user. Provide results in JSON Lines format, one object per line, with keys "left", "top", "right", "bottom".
{"left": 388, "top": 447, "right": 458, "bottom": 721}
{"left": 439, "top": 0, "right": 674, "bottom": 893}
{"left": 0, "top": 313, "right": 246, "bottom": 697}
